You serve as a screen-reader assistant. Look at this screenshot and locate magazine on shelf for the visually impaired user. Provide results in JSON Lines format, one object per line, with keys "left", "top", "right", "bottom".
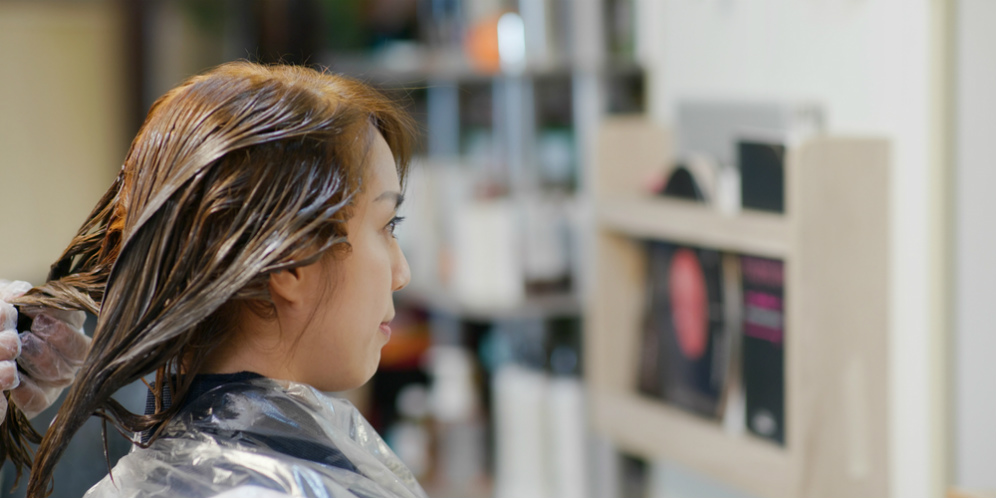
{"left": 638, "top": 241, "right": 731, "bottom": 419}
{"left": 740, "top": 254, "right": 786, "bottom": 445}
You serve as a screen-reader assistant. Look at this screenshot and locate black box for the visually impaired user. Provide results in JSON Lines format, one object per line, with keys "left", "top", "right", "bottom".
{"left": 740, "top": 255, "right": 786, "bottom": 445}
{"left": 739, "top": 140, "right": 786, "bottom": 213}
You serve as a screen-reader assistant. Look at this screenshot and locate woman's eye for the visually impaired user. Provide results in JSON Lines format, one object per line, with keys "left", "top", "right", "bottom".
{"left": 386, "top": 216, "right": 405, "bottom": 237}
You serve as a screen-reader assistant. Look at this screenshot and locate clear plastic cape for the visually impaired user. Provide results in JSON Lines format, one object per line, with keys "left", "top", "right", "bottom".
{"left": 84, "top": 377, "right": 428, "bottom": 498}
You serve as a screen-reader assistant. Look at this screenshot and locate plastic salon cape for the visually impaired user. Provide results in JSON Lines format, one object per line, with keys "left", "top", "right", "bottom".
{"left": 84, "top": 377, "right": 428, "bottom": 498}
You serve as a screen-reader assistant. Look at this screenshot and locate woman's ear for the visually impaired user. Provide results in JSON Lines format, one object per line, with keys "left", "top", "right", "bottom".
{"left": 268, "top": 267, "right": 309, "bottom": 309}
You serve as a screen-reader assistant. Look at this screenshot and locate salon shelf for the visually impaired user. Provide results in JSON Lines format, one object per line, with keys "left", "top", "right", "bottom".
{"left": 587, "top": 119, "right": 892, "bottom": 498}
{"left": 590, "top": 389, "right": 793, "bottom": 498}
{"left": 596, "top": 196, "right": 791, "bottom": 258}
{"left": 325, "top": 49, "right": 494, "bottom": 86}
{"left": 326, "top": 49, "right": 645, "bottom": 87}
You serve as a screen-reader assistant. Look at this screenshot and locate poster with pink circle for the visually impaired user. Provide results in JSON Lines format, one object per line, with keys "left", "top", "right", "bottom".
{"left": 638, "top": 241, "right": 730, "bottom": 419}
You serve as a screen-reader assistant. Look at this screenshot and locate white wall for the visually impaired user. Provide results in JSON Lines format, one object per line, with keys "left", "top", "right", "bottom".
{"left": 634, "top": 1, "right": 940, "bottom": 497}
{"left": 0, "top": 3, "right": 125, "bottom": 283}
{"left": 953, "top": 0, "right": 996, "bottom": 490}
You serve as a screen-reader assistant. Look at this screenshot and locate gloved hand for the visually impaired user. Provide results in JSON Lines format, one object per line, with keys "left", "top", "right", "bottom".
{"left": 0, "top": 280, "right": 91, "bottom": 420}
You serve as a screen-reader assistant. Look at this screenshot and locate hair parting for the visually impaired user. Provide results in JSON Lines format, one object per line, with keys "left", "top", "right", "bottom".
{"left": 3, "top": 62, "right": 416, "bottom": 497}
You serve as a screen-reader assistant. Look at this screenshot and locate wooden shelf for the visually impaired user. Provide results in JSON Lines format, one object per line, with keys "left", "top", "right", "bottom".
{"left": 590, "top": 389, "right": 795, "bottom": 498}
{"left": 948, "top": 489, "right": 996, "bottom": 498}
{"left": 597, "top": 196, "right": 791, "bottom": 258}
{"left": 587, "top": 119, "right": 892, "bottom": 498}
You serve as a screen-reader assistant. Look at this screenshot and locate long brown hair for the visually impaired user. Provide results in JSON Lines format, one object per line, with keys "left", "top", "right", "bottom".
{"left": 6, "top": 61, "right": 416, "bottom": 497}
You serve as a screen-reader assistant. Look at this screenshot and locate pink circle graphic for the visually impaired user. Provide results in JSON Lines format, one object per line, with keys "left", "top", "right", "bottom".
{"left": 668, "top": 248, "right": 708, "bottom": 360}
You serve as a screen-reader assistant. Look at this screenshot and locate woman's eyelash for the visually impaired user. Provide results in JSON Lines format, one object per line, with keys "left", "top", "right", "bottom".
{"left": 386, "top": 216, "right": 405, "bottom": 236}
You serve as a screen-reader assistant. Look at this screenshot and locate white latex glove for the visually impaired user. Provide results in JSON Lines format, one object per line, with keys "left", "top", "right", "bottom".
{"left": 0, "top": 280, "right": 91, "bottom": 419}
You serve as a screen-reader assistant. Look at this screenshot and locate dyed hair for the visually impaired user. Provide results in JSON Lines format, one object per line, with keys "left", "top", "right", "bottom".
{"left": 5, "top": 61, "right": 416, "bottom": 497}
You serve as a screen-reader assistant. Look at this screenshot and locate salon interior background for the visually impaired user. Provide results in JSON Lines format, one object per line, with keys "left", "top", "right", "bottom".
{"left": 1, "top": 0, "right": 995, "bottom": 497}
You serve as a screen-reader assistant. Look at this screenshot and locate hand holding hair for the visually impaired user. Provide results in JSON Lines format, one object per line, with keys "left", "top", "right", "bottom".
{"left": 0, "top": 280, "right": 90, "bottom": 419}
{"left": 0, "top": 280, "right": 31, "bottom": 422}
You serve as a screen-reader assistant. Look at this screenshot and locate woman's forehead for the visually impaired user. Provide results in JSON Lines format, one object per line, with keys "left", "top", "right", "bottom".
{"left": 364, "top": 131, "right": 401, "bottom": 192}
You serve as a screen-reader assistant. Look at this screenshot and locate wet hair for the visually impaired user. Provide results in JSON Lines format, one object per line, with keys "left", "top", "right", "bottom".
{"left": 5, "top": 61, "right": 416, "bottom": 497}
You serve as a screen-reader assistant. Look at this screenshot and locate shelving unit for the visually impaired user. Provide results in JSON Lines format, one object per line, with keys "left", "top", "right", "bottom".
{"left": 597, "top": 197, "right": 790, "bottom": 258}
{"left": 328, "top": 52, "right": 645, "bottom": 323}
{"left": 325, "top": 5, "right": 648, "bottom": 498}
{"left": 587, "top": 117, "right": 892, "bottom": 498}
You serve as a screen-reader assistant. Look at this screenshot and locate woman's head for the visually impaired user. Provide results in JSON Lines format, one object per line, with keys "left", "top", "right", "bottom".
{"left": 8, "top": 61, "right": 416, "bottom": 497}
{"left": 205, "top": 128, "right": 412, "bottom": 391}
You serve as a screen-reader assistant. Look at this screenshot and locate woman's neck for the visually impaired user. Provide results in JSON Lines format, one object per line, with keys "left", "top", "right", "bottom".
{"left": 200, "top": 313, "right": 297, "bottom": 380}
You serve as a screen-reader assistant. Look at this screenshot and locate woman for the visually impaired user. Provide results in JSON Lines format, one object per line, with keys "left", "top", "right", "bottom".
{"left": 6, "top": 61, "right": 424, "bottom": 498}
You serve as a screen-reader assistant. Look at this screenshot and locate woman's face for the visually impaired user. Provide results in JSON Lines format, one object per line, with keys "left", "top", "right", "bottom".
{"left": 284, "top": 130, "right": 411, "bottom": 391}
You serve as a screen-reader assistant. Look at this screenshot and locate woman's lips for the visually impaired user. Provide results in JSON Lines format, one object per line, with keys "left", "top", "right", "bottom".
{"left": 379, "top": 323, "right": 392, "bottom": 340}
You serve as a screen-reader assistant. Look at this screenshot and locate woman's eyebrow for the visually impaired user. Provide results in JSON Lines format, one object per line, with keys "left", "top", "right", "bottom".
{"left": 375, "top": 191, "right": 404, "bottom": 209}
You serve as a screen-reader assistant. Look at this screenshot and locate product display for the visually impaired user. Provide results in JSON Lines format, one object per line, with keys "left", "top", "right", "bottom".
{"left": 493, "top": 364, "right": 550, "bottom": 498}
{"left": 427, "top": 346, "right": 487, "bottom": 494}
{"left": 596, "top": 118, "right": 891, "bottom": 498}
{"left": 740, "top": 255, "right": 786, "bottom": 445}
{"left": 637, "top": 243, "right": 787, "bottom": 441}
{"left": 739, "top": 140, "right": 786, "bottom": 213}
{"left": 658, "top": 166, "right": 704, "bottom": 201}
{"left": 547, "top": 376, "right": 587, "bottom": 498}
{"left": 676, "top": 100, "right": 824, "bottom": 169}
{"left": 638, "top": 241, "right": 729, "bottom": 419}
{"left": 451, "top": 199, "right": 523, "bottom": 308}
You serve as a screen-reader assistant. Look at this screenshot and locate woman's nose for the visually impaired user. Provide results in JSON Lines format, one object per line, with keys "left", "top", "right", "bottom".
{"left": 392, "top": 246, "right": 411, "bottom": 292}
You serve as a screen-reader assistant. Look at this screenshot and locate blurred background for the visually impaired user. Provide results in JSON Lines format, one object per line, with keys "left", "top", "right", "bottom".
{"left": 0, "top": 0, "right": 993, "bottom": 498}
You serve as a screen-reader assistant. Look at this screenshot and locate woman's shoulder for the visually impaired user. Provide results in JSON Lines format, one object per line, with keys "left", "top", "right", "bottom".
{"left": 84, "top": 377, "right": 427, "bottom": 498}
{"left": 82, "top": 440, "right": 302, "bottom": 498}
{"left": 83, "top": 432, "right": 417, "bottom": 498}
